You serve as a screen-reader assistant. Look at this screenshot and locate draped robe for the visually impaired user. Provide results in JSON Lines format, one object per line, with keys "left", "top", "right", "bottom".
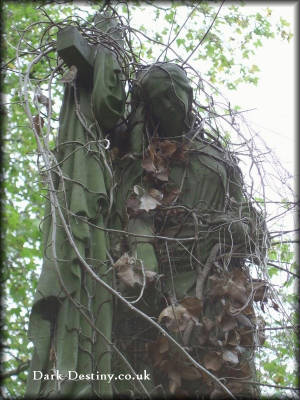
{"left": 26, "top": 46, "right": 125, "bottom": 398}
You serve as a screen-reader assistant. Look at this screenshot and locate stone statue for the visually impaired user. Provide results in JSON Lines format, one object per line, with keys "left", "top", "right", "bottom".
{"left": 110, "top": 63, "right": 267, "bottom": 398}
{"left": 26, "top": 14, "right": 125, "bottom": 398}
{"left": 27, "top": 14, "right": 267, "bottom": 399}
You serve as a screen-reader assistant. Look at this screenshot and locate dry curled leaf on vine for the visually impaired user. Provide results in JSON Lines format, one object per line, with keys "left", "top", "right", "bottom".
{"left": 251, "top": 278, "right": 269, "bottom": 302}
{"left": 36, "top": 90, "right": 53, "bottom": 109}
{"left": 152, "top": 138, "right": 189, "bottom": 162}
{"left": 226, "top": 329, "right": 241, "bottom": 346}
{"left": 126, "top": 185, "right": 163, "bottom": 214}
{"left": 113, "top": 253, "right": 161, "bottom": 288}
{"left": 208, "top": 275, "right": 248, "bottom": 306}
{"left": 141, "top": 139, "right": 189, "bottom": 182}
{"left": 162, "top": 186, "right": 181, "bottom": 205}
{"left": 146, "top": 335, "right": 203, "bottom": 394}
{"left": 158, "top": 297, "right": 202, "bottom": 334}
{"left": 32, "top": 114, "right": 44, "bottom": 136}
{"left": 220, "top": 314, "right": 238, "bottom": 333}
{"left": 203, "top": 351, "right": 223, "bottom": 372}
{"left": 142, "top": 151, "right": 169, "bottom": 182}
{"left": 158, "top": 304, "right": 195, "bottom": 333}
{"left": 179, "top": 296, "right": 203, "bottom": 318}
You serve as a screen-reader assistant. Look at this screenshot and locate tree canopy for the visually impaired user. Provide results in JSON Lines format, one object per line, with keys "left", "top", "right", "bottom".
{"left": 1, "top": 1, "right": 298, "bottom": 398}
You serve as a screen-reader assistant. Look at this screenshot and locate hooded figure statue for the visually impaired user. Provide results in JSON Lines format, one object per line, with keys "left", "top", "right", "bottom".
{"left": 111, "top": 62, "right": 267, "bottom": 397}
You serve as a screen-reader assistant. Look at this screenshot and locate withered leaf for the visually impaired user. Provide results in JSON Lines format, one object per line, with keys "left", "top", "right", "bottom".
{"left": 240, "top": 331, "right": 253, "bottom": 346}
{"left": 227, "top": 279, "right": 248, "bottom": 304}
{"left": 227, "top": 381, "right": 244, "bottom": 394}
{"left": 155, "top": 165, "right": 169, "bottom": 182}
{"left": 163, "top": 188, "right": 180, "bottom": 205}
{"left": 148, "top": 188, "right": 163, "bottom": 201}
{"left": 142, "top": 144, "right": 170, "bottom": 181}
{"left": 158, "top": 336, "right": 169, "bottom": 354}
{"left": 180, "top": 365, "right": 202, "bottom": 381}
{"left": 159, "top": 140, "right": 177, "bottom": 158}
{"left": 173, "top": 143, "right": 189, "bottom": 162}
{"left": 168, "top": 369, "right": 181, "bottom": 394}
{"left": 192, "top": 324, "right": 207, "bottom": 345}
{"left": 236, "top": 314, "right": 253, "bottom": 329}
{"left": 158, "top": 304, "right": 197, "bottom": 333}
{"left": 252, "top": 279, "right": 268, "bottom": 302}
{"left": 146, "top": 341, "right": 164, "bottom": 367}
{"left": 142, "top": 156, "right": 156, "bottom": 173}
{"left": 203, "top": 352, "right": 222, "bottom": 371}
{"left": 180, "top": 297, "right": 202, "bottom": 318}
{"left": 221, "top": 315, "right": 237, "bottom": 332}
{"left": 227, "top": 330, "right": 241, "bottom": 346}
{"left": 222, "top": 349, "right": 239, "bottom": 365}
{"left": 210, "top": 388, "right": 225, "bottom": 399}
{"left": 37, "top": 92, "right": 52, "bottom": 109}
{"left": 114, "top": 253, "right": 159, "bottom": 288}
{"left": 32, "top": 114, "right": 44, "bottom": 136}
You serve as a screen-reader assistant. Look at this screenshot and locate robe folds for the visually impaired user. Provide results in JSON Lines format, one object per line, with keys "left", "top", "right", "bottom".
{"left": 26, "top": 47, "right": 125, "bottom": 398}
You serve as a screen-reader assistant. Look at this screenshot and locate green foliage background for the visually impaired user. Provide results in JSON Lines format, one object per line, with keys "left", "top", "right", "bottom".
{"left": 1, "top": 1, "right": 298, "bottom": 398}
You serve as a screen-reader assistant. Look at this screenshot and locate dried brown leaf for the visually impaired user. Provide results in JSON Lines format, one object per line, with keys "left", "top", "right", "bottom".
{"left": 32, "top": 114, "right": 44, "bottom": 136}
{"left": 156, "top": 165, "right": 169, "bottom": 182}
{"left": 142, "top": 156, "right": 156, "bottom": 173}
{"left": 227, "top": 330, "right": 241, "bottom": 346}
{"left": 158, "top": 336, "right": 169, "bottom": 354}
{"left": 221, "top": 315, "right": 237, "bottom": 332}
{"left": 114, "top": 253, "right": 159, "bottom": 288}
{"left": 173, "top": 143, "right": 189, "bottom": 161}
{"left": 180, "top": 297, "right": 202, "bottom": 317}
{"left": 252, "top": 279, "right": 268, "bottom": 302}
{"left": 237, "top": 314, "right": 253, "bottom": 329}
{"left": 202, "top": 316, "right": 215, "bottom": 332}
{"left": 163, "top": 188, "right": 180, "bottom": 204}
{"left": 271, "top": 301, "right": 279, "bottom": 311}
{"left": 148, "top": 188, "right": 163, "bottom": 201}
{"left": 240, "top": 331, "right": 253, "bottom": 346}
{"left": 227, "top": 381, "right": 244, "bottom": 394}
{"left": 159, "top": 140, "right": 177, "bottom": 158}
{"left": 142, "top": 143, "right": 170, "bottom": 182}
{"left": 158, "top": 304, "right": 196, "bottom": 333}
{"left": 203, "top": 352, "right": 222, "bottom": 371}
{"left": 169, "top": 369, "right": 181, "bottom": 394}
{"left": 180, "top": 365, "right": 202, "bottom": 381}
{"left": 227, "top": 279, "right": 248, "bottom": 304}
{"left": 37, "top": 92, "right": 52, "bottom": 109}
{"left": 210, "top": 388, "right": 225, "bottom": 399}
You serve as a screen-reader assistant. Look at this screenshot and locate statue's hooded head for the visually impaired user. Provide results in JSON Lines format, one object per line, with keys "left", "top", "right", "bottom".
{"left": 135, "top": 63, "right": 193, "bottom": 138}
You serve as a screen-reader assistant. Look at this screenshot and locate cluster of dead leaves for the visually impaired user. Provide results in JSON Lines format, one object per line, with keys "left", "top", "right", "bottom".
{"left": 126, "top": 139, "right": 187, "bottom": 216}
{"left": 207, "top": 269, "right": 270, "bottom": 311}
{"left": 145, "top": 298, "right": 203, "bottom": 394}
{"left": 142, "top": 139, "right": 188, "bottom": 182}
{"left": 113, "top": 253, "right": 161, "bottom": 288}
{"left": 145, "top": 268, "right": 271, "bottom": 396}
{"left": 158, "top": 297, "right": 202, "bottom": 340}
{"left": 147, "top": 335, "right": 203, "bottom": 395}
